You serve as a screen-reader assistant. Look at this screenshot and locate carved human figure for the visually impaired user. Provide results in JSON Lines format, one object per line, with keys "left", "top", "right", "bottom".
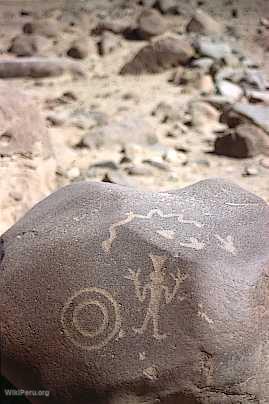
{"left": 125, "top": 255, "right": 187, "bottom": 340}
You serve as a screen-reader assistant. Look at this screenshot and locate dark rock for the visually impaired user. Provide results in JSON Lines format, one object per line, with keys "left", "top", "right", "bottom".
{"left": 67, "top": 39, "right": 89, "bottom": 60}
{"left": 214, "top": 124, "right": 269, "bottom": 158}
{"left": 120, "top": 35, "right": 194, "bottom": 75}
{"left": 1, "top": 178, "right": 269, "bottom": 403}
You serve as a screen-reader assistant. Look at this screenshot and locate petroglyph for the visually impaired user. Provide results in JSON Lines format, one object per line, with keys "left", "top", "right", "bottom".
{"left": 215, "top": 234, "right": 237, "bottom": 255}
{"left": 139, "top": 352, "right": 146, "bottom": 361}
{"left": 157, "top": 229, "right": 175, "bottom": 239}
{"left": 61, "top": 287, "right": 121, "bottom": 351}
{"left": 180, "top": 237, "right": 205, "bottom": 250}
{"left": 198, "top": 304, "right": 214, "bottom": 325}
{"left": 125, "top": 255, "right": 187, "bottom": 340}
{"left": 143, "top": 366, "right": 158, "bottom": 381}
{"left": 102, "top": 209, "right": 203, "bottom": 253}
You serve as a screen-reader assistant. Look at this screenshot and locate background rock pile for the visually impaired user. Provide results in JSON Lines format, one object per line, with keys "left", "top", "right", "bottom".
{"left": 0, "top": 1, "right": 268, "bottom": 237}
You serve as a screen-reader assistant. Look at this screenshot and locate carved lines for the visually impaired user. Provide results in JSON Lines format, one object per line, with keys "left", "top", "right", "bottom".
{"left": 61, "top": 287, "right": 121, "bottom": 351}
{"left": 102, "top": 209, "right": 203, "bottom": 253}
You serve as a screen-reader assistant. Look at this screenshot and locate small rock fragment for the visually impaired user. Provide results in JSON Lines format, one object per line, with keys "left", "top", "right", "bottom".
{"left": 155, "top": 0, "right": 179, "bottom": 14}
{"left": 243, "top": 166, "right": 259, "bottom": 176}
{"left": 98, "top": 31, "right": 121, "bottom": 56}
{"left": 102, "top": 172, "right": 135, "bottom": 186}
{"left": 67, "top": 39, "right": 89, "bottom": 60}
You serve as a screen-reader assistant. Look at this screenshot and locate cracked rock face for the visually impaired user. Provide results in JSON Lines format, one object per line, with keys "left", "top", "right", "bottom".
{"left": 0, "top": 178, "right": 269, "bottom": 404}
{"left": 0, "top": 83, "right": 56, "bottom": 235}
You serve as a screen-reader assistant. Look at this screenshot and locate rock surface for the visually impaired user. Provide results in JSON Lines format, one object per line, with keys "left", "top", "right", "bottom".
{"left": 214, "top": 124, "right": 269, "bottom": 158}
{"left": 120, "top": 35, "right": 194, "bottom": 75}
{"left": 186, "top": 9, "right": 223, "bottom": 36}
{"left": 0, "top": 83, "right": 56, "bottom": 235}
{"left": 0, "top": 57, "right": 84, "bottom": 78}
{"left": 1, "top": 178, "right": 269, "bottom": 404}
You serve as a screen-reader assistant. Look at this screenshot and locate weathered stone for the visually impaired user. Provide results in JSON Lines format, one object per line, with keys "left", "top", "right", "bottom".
{"left": 0, "top": 57, "right": 84, "bottom": 79}
{"left": 214, "top": 124, "right": 269, "bottom": 158}
{"left": 232, "top": 103, "right": 269, "bottom": 134}
{"left": 1, "top": 178, "right": 269, "bottom": 403}
{"left": 195, "top": 37, "right": 232, "bottom": 60}
{"left": 0, "top": 83, "right": 56, "bottom": 235}
{"left": 120, "top": 35, "right": 194, "bottom": 75}
{"left": 186, "top": 9, "right": 223, "bottom": 36}
{"left": 82, "top": 116, "right": 158, "bottom": 148}
{"left": 136, "top": 9, "right": 168, "bottom": 40}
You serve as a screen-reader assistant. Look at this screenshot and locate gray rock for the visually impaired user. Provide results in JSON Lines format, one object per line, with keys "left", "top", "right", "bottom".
{"left": 0, "top": 57, "right": 84, "bottom": 79}
{"left": 136, "top": 9, "right": 168, "bottom": 40}
{"left": 82, "top": 116, "right": 158, "bottom": 148}
{"left": 186, "top": 9, "right": 223, "bottom": 36}
{"left": 120, "top": 35, "right": 194, "bottom": 75}
{"left": 1, "top": 178, "right": 269, "bottom": 403}
{"left": 195, "top": 37, "right": 232, "bottom": 60}
{"left": 233, "top": 103, "right": 269, "bottom": 133}
{"left": 191, "top": 57, "right": 214, "bottom": 71}
{"left": 8, "top": 34, "right": 45, "bottom": 57}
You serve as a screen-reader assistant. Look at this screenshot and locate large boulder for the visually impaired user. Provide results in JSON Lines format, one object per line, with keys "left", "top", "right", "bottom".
{"left": 1, "top": 178, "right": 269, "bottom": 404}
{"left": 0, "top": 83, "right": 56, "bottom": 235}
{"left": 120, "top": 35, "right": 194, "bottom": 75}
